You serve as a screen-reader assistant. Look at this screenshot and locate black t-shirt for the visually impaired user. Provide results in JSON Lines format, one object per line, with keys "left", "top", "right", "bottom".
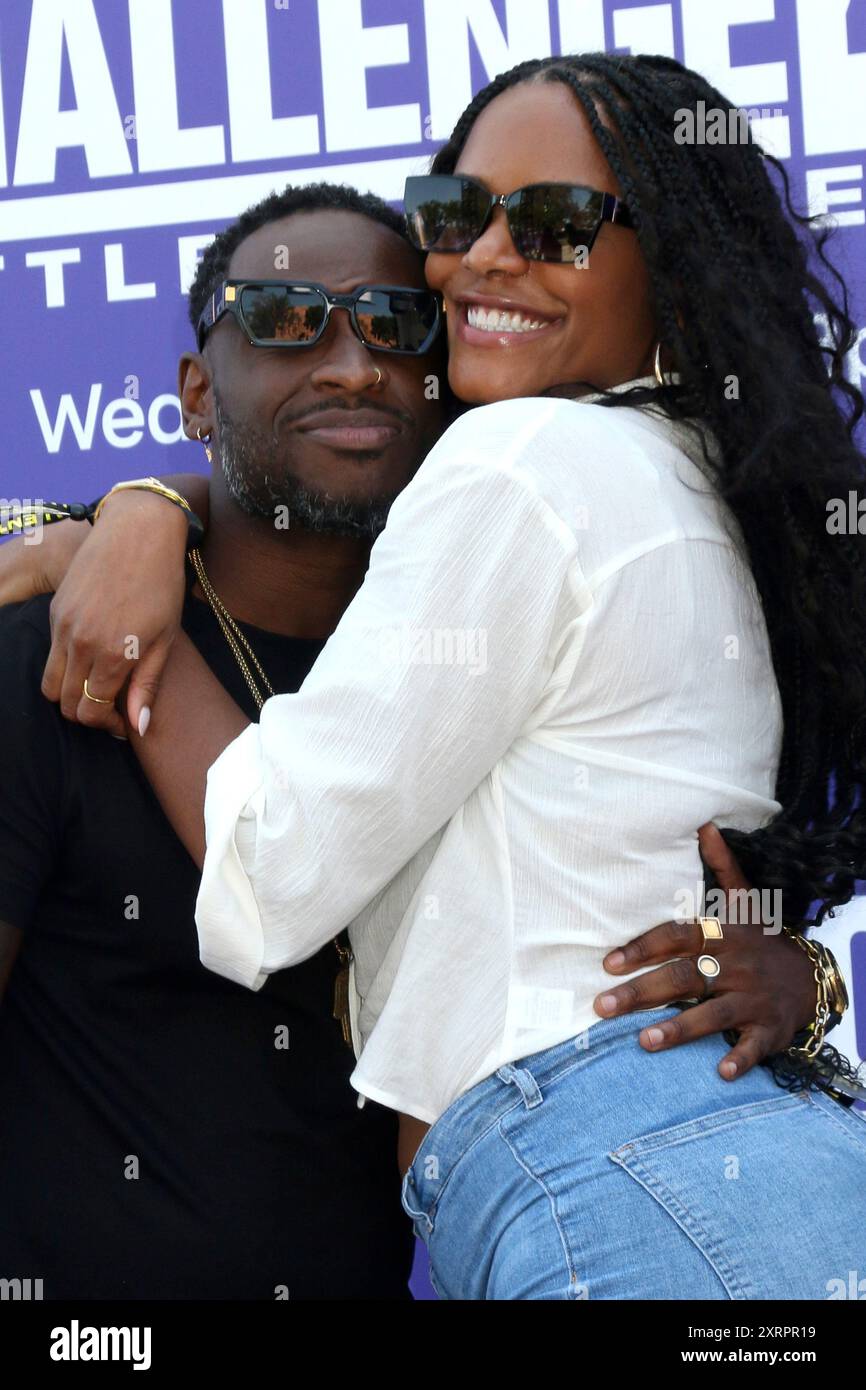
{"left": 0, "top": 581, "right": 413, "bottom": 1299}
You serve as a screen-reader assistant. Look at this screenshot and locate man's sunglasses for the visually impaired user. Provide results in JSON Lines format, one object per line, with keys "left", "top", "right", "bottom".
{"left": 404, "top": 174, "right": 635, "bottom": 264}
{"left": 196, "top": 280, "right": 442, "bottom": 355}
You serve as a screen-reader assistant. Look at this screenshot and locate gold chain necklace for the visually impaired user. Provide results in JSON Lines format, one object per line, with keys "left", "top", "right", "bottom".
{"left": 189, "top": 548, "right": 276, "bottom": 713}
{"left": 188, "top": 546, "right": 355, "bottom": 1049}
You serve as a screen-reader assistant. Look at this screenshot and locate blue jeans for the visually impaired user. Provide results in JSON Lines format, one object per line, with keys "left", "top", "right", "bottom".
{"left": 401, "top": 1007, "right": 866, "bottom": 1300}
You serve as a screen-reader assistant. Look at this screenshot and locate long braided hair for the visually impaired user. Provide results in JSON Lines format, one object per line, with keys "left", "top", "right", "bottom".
{"left": 432, "top": 53, "right": 866, "bottom": 1089}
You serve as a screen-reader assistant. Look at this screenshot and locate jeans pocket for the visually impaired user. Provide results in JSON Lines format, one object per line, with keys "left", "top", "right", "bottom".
{"left": 609, "top": 1091, "right": 866, "bottom": 1301}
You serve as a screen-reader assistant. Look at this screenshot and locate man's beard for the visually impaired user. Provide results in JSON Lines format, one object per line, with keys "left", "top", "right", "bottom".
{"left": 214, "top": 393, "right": 397, "bottom": 541}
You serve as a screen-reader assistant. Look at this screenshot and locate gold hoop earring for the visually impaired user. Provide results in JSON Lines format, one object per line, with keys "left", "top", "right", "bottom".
{"left": 373, "top": 367, "right": 383, "bottom": 386}
{"left": 654, "top": 341, "right": 672, "bottom": 387}
{"left": 196, "top": 425, "right": 213, "bottom": 463}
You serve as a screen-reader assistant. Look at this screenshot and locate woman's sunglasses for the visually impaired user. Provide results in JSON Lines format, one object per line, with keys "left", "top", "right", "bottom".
{"left": 196, "top": 280, "right": 442, "bottom": 355}
{"left": 404, "top": 174, "right": 635, "bottom": 264}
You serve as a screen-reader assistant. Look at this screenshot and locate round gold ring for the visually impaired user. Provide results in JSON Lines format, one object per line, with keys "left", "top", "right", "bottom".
{"left": 373, "top": 367, "right": 383, "bottom": 386}
{"left": 82, "top": 678, "right": 114, "bottom": 706}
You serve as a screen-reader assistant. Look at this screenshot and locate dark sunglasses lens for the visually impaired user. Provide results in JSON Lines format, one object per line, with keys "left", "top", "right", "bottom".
{"left": 354, "top": 290, "right": 439, "bottom": 352}
{"left": 239, "top": 286, "right": 326, "bottom": 344}
{"left": 511, "top": 186, "right": 603, "bottom": 262}
{"left": 405, "top": 176, "right": 489, "bottom": 253}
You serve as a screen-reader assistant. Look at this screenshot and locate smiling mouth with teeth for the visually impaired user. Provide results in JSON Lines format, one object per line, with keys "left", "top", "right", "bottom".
{"left": 465, "top": 305, "right": 554, "bottom": 334}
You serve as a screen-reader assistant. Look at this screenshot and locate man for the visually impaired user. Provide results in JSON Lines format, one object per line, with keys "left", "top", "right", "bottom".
{"left": 0, "top": 182, "right": 443, "bottom": 1299}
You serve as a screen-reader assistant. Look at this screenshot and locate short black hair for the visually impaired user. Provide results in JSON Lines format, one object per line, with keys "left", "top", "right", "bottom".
{"left": 187, "top": 181, "right": 415, "bottom": 332}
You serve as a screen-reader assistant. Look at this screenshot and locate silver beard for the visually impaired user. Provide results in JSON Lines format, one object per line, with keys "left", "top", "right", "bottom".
{"left": 214, "top": 392, "right": 396, "bottom": 541}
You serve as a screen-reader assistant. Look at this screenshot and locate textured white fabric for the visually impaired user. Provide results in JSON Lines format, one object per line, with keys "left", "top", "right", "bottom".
{"left": 195, "top": 380, "right": 783, "bottom": 1124}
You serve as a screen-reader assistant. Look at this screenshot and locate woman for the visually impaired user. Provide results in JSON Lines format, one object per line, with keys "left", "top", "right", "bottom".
{"left": 7, "top": 52, "right": 866, "bottom": 1299}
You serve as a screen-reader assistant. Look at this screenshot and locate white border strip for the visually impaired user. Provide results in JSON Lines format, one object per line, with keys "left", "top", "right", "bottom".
{"left": 0, "top": 154, "right": 432, "bottom": 241}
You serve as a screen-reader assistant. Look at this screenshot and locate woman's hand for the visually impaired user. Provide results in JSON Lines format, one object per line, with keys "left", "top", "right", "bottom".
{"left": 593, "top": 823, "right": 818, "bottom": 1080}
{"left": 41, "top": 490, "right": 191, "bottom": 739}
{"left": 0, "top": 520, "right": 88, "bottom": 606}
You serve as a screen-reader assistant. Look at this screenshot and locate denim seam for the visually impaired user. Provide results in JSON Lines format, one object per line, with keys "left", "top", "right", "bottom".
{"left": 419, "top": 1095, "right": 526, "bottom": 1233}
{"left": 607, "top": 1092, "right": 822, "bottom": 1300}
{"left": 496, "top": 1030, "right": 651, "bottom": 1101}
{"left": 498, "top": 1119, "right": 583, "bottom": 1300}
{"left": 427, "top": 1267, "right": 448, "bottom": 1301}
{"left": 401, "top": 1176, "right": 431, "bottom": 1233}
{"left": 610, "top": 1092, "right": 807, "bottom": 1158}
{"left": 606, "top": 1154, "right": 743, "bottom": 1299}
{"left": 527, "top": 1043, "right": 624, "bottom": 1093}
{"left": 804, "top": 1091, "right": 866, "bottom": 1158}
{"left": 512, "top": 1006, "right": 685, "bottom": 1095}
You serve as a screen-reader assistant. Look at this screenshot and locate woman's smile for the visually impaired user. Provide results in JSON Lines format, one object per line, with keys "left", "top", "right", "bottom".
{"left": 455, "top": 293, "right": 564, "bottom": 347}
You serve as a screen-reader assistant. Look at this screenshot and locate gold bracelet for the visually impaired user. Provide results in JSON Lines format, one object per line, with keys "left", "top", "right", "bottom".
{"left": 783, "top": 928, "right": 832, "bottom": 1061}
{"left": 92, "top": 477, "right": 192, "bottom": 525}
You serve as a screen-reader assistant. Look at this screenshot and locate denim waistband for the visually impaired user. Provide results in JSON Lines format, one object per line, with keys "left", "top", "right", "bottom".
{"left": 405, "top": 1004, "right": 683, "bottom": 1211}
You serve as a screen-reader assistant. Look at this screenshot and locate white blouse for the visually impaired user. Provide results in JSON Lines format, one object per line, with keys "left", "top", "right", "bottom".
{"left": 195, "top": 380, "right": 783, "bottom": 1125}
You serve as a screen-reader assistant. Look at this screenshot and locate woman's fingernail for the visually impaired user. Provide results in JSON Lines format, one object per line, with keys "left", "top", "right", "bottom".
{"left": 138, "top": 707, "right": 151, "bottom": 738}
{"left": 720, "top": 1061, "right": 738, "bottom": 1078}
{"left": 605, "top": 951, "right": 626, "bottom": 969}
{"left": 645, "top": 1027, "right": 665, "bottom": 1046}
{"left": 598, "top": 994, "right": 620, "bottom": 1015}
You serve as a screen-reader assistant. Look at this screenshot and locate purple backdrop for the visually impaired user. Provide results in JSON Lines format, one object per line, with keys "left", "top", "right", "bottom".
{"left": 1, "top": 0, "right": 865, "bottom": 1299}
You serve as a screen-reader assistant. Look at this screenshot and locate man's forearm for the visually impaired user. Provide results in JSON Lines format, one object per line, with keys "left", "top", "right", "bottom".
{"left": 125, "top": 629, "right": 250, "bottom": 867}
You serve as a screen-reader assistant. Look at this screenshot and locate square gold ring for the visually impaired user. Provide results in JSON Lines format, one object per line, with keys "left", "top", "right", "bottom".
{"left": 699, "top": 916, "right": 724, "bottom": 942}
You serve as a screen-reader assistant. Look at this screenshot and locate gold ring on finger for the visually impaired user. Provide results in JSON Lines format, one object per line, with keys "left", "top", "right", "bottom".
{"left": 699, "top": 916, "right": 724, "bottom": 944}
{"left": 82, "top": 678, "right": 114, "bottom": 706}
